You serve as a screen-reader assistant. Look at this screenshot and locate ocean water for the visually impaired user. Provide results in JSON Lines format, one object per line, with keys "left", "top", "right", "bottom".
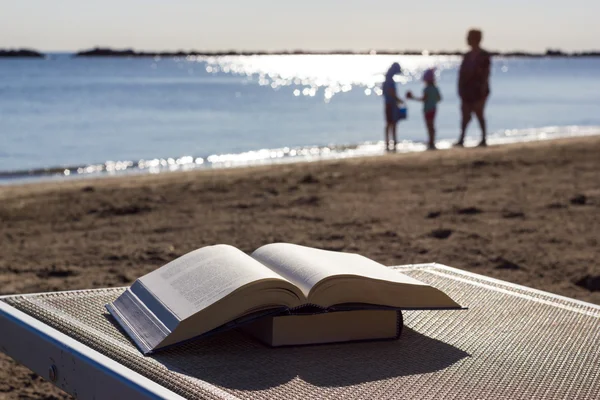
{"left": 1, "top": 54, "right": 599, "bottom": 181}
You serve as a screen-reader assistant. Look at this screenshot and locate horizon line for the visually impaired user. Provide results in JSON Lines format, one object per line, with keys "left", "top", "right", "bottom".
{"left": 3, "top": 46, "right": 600, "bottom": 57}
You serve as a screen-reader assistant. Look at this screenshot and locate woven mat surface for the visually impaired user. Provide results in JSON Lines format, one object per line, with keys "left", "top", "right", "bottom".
{"left": 4, "top": 265, "right": 600, "bottom": 399}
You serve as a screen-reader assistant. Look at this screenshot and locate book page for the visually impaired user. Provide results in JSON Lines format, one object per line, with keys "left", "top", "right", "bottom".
{"left": 251, "top": 243, "right": 428, "bottom": 297}
{"left": 136, "top": 244, "right": 297, "bottom": 321}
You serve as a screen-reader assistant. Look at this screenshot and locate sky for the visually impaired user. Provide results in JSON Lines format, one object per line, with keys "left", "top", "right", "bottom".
{"left": 1, "top": 0, "right": 598, "bottom": 52}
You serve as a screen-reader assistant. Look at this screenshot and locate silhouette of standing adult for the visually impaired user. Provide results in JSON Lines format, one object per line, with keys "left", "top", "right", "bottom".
{"left": 455, "top": 29, "right": 491, "bottom": 147}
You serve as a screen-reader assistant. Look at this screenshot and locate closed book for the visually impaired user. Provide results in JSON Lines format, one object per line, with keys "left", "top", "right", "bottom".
{"left": 239, "top": 309, "right": 402, "bottom": 347}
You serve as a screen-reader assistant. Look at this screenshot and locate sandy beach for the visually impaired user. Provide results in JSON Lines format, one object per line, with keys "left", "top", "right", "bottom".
{"left": 1, "top": 136, "right": 599, "bottom": 399}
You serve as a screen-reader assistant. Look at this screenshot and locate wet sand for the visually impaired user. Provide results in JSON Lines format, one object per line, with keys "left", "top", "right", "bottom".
{"left": 1, "top": 136, "right": 599, "bottom": 399}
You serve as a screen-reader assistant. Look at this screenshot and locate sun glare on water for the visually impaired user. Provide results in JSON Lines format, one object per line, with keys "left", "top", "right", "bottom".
{"left": 196, "top": 55, "right": 461, "bottom": 101}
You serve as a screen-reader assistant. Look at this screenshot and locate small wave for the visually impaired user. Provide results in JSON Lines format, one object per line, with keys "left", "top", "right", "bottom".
{"left": 1, "top": 125, "right": 598, "bottom": 185}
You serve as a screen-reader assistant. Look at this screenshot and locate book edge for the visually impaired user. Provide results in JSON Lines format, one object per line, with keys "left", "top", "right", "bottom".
{"left": 130, "top": 280, "right": 180, "bottom": 331}
{"left": 106, "top": 288, "right": 172, "bottom": 355}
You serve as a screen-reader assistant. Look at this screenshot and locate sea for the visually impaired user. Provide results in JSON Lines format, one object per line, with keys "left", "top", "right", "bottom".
{"left": 1, "top": 54, "right": 599, "bottom": 183}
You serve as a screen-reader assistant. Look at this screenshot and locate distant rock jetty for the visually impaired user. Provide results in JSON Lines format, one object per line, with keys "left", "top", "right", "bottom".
{"left": 2, "top": 47, "right": 598, "bottom": 59}
{"left": 74, "top": 47, "right": 600, "bottom": 58}
{"left": 74, "top": 48, "right": 394, "bottom": 57}
{"left": 0, "top": 49, "right": 44, "bottom": 58}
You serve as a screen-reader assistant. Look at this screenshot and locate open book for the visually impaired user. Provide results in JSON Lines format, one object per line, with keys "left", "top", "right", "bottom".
{"left": 106, "top": 243, "right": 461, "bottom": 354}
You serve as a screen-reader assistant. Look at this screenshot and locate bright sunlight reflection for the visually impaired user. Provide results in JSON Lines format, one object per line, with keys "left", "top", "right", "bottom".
{"left": 197, "top": 55, "right": 460, "bottom": 101}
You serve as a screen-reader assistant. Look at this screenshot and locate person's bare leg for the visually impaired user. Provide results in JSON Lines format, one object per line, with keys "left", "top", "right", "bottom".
{"left": 385, "top": 123, "right": 393, "bottom": 151}
{"left": 474, "top": 99, "right": 487, "bottom": 146}
{"left": 392, "top": 123, "right": 397, "bottom": 151}
{"left": 456, "top": 102, "right": 471, "bottom": 146}
{"left": 426, "top": 119, "right": 436, "bottom": 149}
{"left": 384, "top": 124, "right": 389, "bottom": 151}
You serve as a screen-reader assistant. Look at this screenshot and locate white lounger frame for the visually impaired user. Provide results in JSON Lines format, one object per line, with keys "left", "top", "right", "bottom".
{"left": 0, "top": 299, "right": 184, "bottom": 399}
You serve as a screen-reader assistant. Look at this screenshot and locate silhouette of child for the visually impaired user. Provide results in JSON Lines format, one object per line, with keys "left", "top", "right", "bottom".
{"left": 407, "top": 68, "right": 442, "bottom": 150}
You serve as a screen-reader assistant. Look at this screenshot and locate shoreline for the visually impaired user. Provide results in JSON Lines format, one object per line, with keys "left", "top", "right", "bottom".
{"left": 1, "top": 135, "right": 599, "bottom": 398}
{"left": 2, "top": 125, "right": 599, "bottom": 186}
